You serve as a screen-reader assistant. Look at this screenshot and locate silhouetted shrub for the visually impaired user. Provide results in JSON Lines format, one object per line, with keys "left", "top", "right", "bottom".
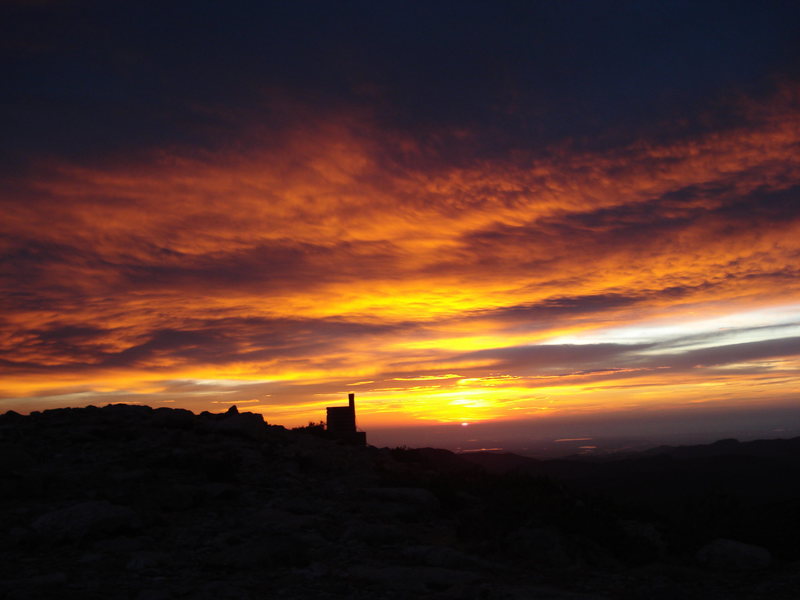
{"left": 292, "top": 421, "right": 327, "bottom": 438}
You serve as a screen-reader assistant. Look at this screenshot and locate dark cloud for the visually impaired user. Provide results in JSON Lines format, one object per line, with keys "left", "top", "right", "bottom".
{"left": 478, "top": 294, "right": 648, "bottom": 324}
{"left": 469, "top": 183, "right": 800, "bottom": 252}
{"left": 32, "top": 324, "right": 110, "bottom": 346}
{"left": 649, "top": 322, "right": 800, "bottom": 353}
{"left": 0, "top": 234, "right": 405, "bottom": 314}
{"left": 2, "top": 0, "right": 798, "bottom": 168}
{"left": 656, "top": 336, "right": 800, "bottom": 370}
{"left": 445, "top": 343, "right": 648, "bottom": 374}
{"left": 0, "top": 315, "right": 411, "bottom": 374}
{"left": 423, "top": 334, "right": 800, "bottom": 382}
{"left": 119, "top": 240, "right": 405, "bottom": 291}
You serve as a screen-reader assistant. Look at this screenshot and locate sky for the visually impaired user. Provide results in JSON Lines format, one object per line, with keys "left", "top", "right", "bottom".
{"left": 2, "top": 1, "right": 800, "bottom": 448}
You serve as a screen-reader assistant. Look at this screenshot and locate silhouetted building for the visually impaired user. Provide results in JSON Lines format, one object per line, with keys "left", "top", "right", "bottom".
{"left": 326, "top": 393, "right": 367, "bottom": 445}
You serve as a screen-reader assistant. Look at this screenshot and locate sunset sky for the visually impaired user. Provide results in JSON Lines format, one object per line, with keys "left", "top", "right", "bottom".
{"left": 3, "top": 1, "right": 800, "bottom": 447}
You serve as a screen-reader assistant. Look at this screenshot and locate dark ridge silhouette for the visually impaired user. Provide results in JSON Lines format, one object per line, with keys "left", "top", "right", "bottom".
{"left": 2, "top": 404, "right": 800, "bottom": 599}
{"left": 635, "top": 436, "right": 800, "bottom": 459}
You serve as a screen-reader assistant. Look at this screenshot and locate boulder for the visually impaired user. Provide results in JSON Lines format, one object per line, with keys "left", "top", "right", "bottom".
{"left": 507, "top": 526, "right": 574, "bottom": 568}
{"left": 0, "top": 409, "right": 23, "bottom": 423}
{"left": 214, "top": 412, "right": 266, "bottom": 440}
{"left": 0, "top": 445, "right": 36, "bottom": 474}
{"left": 343, "top": 522, "right": 409, "bottom": 544}
{"left": 31, "top": 500, "right": 139, "bottom": 542}
{"left": 1, "top": 573, "right": 68, "bottom": 600}
{"left": 153, "top": 407, "right": 195, "bottom": 429}
{"left": 696, "top": 538, "right": 771, "bottom": 570}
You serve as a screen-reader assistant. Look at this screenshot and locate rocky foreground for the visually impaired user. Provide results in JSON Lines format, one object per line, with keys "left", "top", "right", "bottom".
{"left": 1, "top": 405, "right": 799, "bottom": 599}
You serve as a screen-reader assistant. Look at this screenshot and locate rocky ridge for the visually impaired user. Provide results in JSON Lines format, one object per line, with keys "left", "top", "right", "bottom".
{"left": 2, "top": 405, "right": 798, "bottom": 599}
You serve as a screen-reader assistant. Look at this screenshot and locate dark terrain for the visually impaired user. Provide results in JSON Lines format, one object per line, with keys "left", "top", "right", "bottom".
{"left": 2, "top": 405, "right": 799, "bottom": 599}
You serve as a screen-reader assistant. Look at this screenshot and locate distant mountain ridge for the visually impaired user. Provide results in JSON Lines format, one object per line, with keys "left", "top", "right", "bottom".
{"left": 634, "top": 436, "right": 800, "bottom": 459}
{"left": 458, "top": 435, "right": 800, "bottom": 473}
{"left": 456, "top": 436, "right": 800, "bottom": 501}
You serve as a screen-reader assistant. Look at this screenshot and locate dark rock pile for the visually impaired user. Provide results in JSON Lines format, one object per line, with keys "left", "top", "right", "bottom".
{"left": 1, "top": 405, "right": 798, "bottom": 599}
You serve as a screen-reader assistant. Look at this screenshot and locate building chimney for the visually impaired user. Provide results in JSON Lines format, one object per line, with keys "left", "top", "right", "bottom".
{"left": 325, "top": 392, "right": 366, "bottom": 446}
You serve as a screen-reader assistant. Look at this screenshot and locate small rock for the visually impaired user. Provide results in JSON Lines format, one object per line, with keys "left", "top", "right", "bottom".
{"left": 136, "top": 590, "right": 172, "bottom": 600}
{"left": 93, "top": 535, "right": 146, "bottom": 553}
{"left": 6, "top": 526, "right": 31, "bottom": 545}
{"left": 349, "top": 565, "right": 481, "bottom": 592}
{"left": 2, "top": 572, "right": 68, "bottom": 600}
{"left": 200, "top": 482, "right": 239, "bottom": 502}
{"left": 195, "top": 581, "right": 251, "bottom": 599}
{"left": 155, "top": 483, "right": 200, "bottom": 511}
{"left": 254, "top": 507, "right": 320, "bottom": 532}
{"left": 127, "top": 551, "right": 170, "bottom": 571}
{"left": 362, "top": 487, "right": 440, "bottom": 510}
{"left": 204, "top": 534, "right": 310, "bottom": 569}
{"left": 402, "top": 544, "right": 486, "bottom": 569}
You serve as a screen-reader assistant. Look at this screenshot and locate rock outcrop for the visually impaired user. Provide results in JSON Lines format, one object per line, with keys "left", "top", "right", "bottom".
{"left": 1, "top": 405, "right": 797, "bottom": 599}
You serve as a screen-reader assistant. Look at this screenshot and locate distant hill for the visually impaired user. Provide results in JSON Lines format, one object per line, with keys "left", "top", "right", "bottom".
{"left": 635, "top": 436, "right": 800, "bottom": 459}
{"left": 456, "top": 437, "right": 800, "bottom": 562}
{"left": 458, "top": 437, "right": 800, "bottom": 502}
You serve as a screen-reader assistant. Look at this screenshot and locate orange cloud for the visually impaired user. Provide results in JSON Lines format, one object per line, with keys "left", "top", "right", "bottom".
{"left": 2, "top": 88, "right": 800, "bottom": 428}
